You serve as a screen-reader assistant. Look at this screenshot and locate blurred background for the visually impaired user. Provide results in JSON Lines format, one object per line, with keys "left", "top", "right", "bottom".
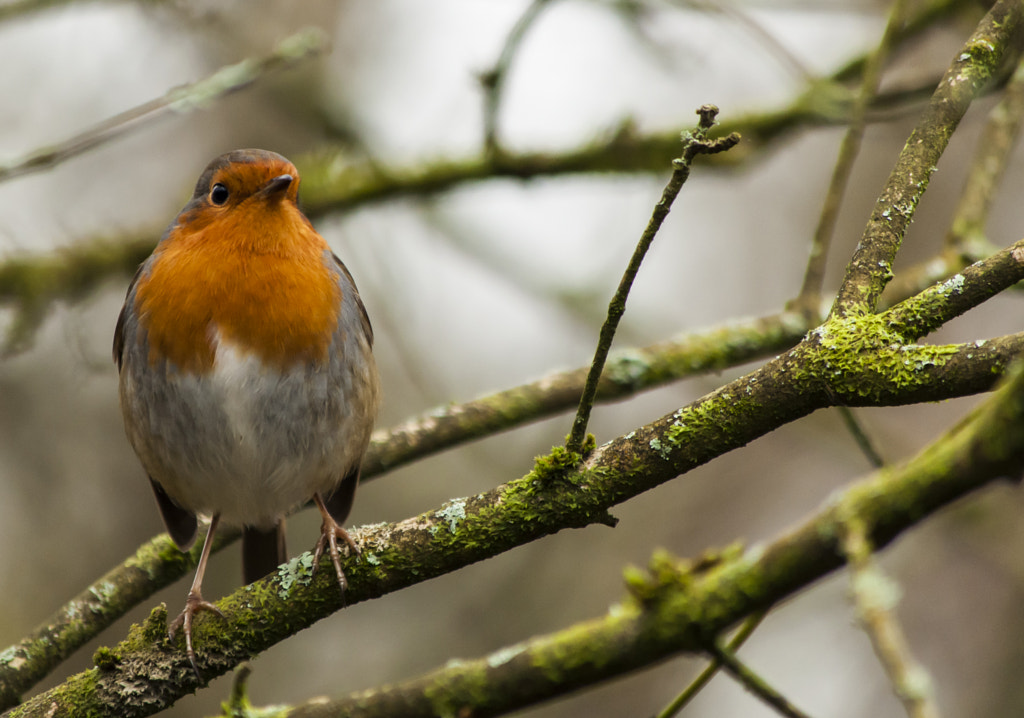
{"left": 2, "top": 0, "right": 1024, "bottom": 716}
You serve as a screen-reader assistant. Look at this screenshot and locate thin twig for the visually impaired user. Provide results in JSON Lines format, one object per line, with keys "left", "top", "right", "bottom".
{"left": 655, "top": 611, "right": 767, "bottom": 718}
{"left": 707, "top": 641, "right": 815, "bottom": 718}
{"left": 565, "top": 104, "right": 740, "bottom": 455}
{"left": 837, "top": 406, "right": 885, "bottom": 469}
{"left": 841, "top": 515, "right": 941, "bottom": 718}
{"left": 480, "top": 0, "right": 556, "bottom": 155}
{"left": 0, "top": 28, "right": 326, "bottom": 185}
{"left": 676, "top": 0, "right": 815, "bottom": 83}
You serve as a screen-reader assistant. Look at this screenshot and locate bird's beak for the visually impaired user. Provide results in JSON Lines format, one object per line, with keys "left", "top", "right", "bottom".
{"left": 261, "top": 174, "right": 294, "bottom": 199}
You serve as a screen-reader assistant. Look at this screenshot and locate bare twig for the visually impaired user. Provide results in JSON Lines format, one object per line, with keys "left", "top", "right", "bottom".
{"left": 838, "top": 406, "right": 885, "bottom": 468}
{"left": 655, "top": 611, "right": 767, "bottom": 718}
{"left": 565, "top": 104, "right": 740, "bottom": 455}
{"left": 708, "top": 642, "right": 815, "bottom": 718}
{"left": 480, "top": 0, "right": 556, "bottom": 155}
{"left": 0, "top": 28, "right": 326, "bottom": 185}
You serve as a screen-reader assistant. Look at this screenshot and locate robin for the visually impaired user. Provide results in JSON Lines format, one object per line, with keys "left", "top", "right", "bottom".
{"left": 113, "top": 149, "right": 380, "bottom": 674}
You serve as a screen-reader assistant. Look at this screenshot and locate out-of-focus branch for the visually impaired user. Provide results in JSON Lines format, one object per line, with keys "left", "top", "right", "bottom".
{"left": 655, "top": 612, "right": 766, "bottom": 718}
{"left": 706, "top": 642, "right": 814, "bottom": 718}
{"left": 479, "top": 0, "right": 556, "bottom": 155}
{"left": 841, "top": 516, "right": 941, "bottom": 718}
{"left": 0, "top": 28, "right": 327, "bottom": 186}
{"left": 0, "top": 235, "right": 155, "bottom": 356}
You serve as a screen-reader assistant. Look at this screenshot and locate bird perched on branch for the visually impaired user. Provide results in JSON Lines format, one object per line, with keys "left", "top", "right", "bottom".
{"left": 113, "top": 149, "right": 380, "bottom": 675}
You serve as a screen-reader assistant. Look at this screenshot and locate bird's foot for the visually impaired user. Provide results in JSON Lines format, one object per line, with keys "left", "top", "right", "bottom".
{"left": 168, "top": 589, "right": 225, "bottom": 678}
{"left": 312, "top": 514, "right": 360, "bottom": 599}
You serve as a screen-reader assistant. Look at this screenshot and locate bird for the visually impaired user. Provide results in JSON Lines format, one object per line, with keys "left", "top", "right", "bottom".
{"left": 113, "top": 149, "right": 380, "bottom": 675}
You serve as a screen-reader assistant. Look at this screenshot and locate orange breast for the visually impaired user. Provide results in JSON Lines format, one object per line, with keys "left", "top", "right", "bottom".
{"left": 133, "top": 208, "right": 340, "bottom": 374}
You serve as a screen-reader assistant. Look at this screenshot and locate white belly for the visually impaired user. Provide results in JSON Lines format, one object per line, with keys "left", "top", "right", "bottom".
{"left": 121, "top": 336, "right": 378, "bottom": 528}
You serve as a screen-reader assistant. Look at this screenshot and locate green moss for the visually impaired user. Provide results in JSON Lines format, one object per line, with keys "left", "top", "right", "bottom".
{"left": 530, "top": 618, "right": 614, "bottom": 684}
{"left": 91, "top": 646, "right": 121, "bottom": 671}
{"left": 661, "top": 390, "right": 750, "bottom": 458}
{"left": 11, "top": 670, "right": 103, "bottom": 718}
{"left": 802, "top": 314, "right": 959, "bottom": 401}
{"left": 528, "top": 438, "right": 596, "bottom": 486}
{"left": 424, "top": 663, "right": 491, "bottom": 718}
{"left": 122, "top": 604, "right": 169, "bottom": 650}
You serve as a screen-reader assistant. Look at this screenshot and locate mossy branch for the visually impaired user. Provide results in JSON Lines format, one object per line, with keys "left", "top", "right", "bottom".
{"left": 884, "top": 240, "right": 1024, "bottom": 341}
{"left": 831, "top": 0, "right": 1024, "bottom": 318}
{"left": 882, "top": 49, "right": 1024, "bottom": 304}
{"left": 164, "top": 357, "right": 1024, "bottom": 718}
{"left": 0, "top": 531, "right": 238, "bottom": 710}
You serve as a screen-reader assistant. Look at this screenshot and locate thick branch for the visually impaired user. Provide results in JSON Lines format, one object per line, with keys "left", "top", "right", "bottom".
{"left": 220, "top": 358, "right": 1024, "bottom": 718}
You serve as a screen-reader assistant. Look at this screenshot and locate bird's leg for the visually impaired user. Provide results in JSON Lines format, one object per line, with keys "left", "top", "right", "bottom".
{"left": 312, "top": 492, "right": 360, "bottom": 597}
{"left": 168, "top": 513, "right": 226, "bottom": 678}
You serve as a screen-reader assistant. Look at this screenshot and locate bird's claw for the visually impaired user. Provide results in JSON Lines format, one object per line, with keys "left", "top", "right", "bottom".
{"left": 312, "top": 518, "right": 360, "bottom": 600}
{"left": 168, "top": 590, "right": 225, "bottom": 679}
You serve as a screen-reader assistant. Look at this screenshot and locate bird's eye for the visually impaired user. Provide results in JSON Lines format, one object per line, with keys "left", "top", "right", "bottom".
{"left": 210, "top": 183, "right": 230, "bottom": 205}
